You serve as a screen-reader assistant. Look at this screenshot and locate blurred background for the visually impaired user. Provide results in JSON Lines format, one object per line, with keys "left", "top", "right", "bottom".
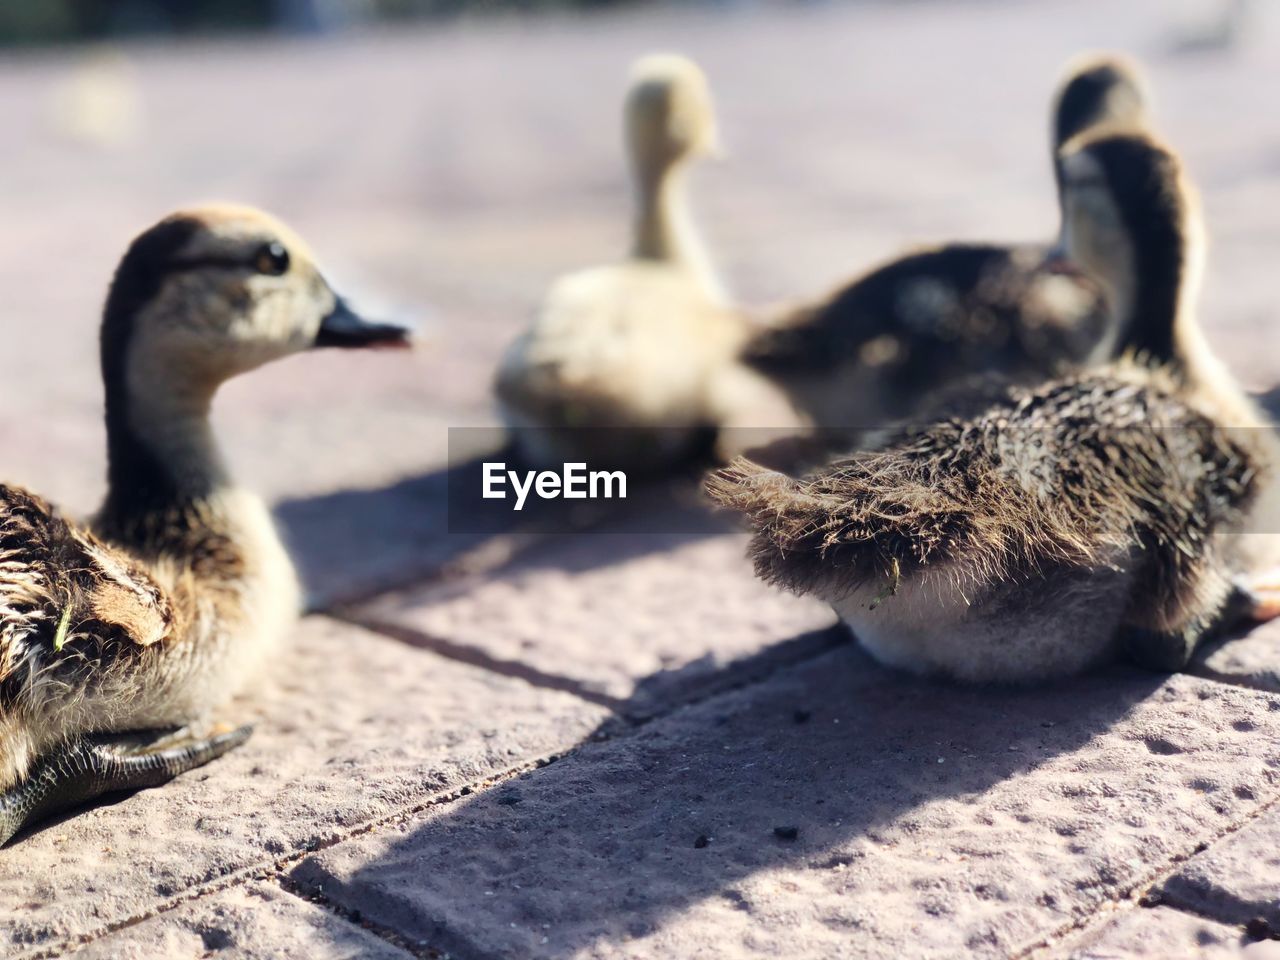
{"left": 0, "top": 0, "right": 1275, "bottom": 572}
{"left": 0, "top": 0, "right": 521, "bottom": 45}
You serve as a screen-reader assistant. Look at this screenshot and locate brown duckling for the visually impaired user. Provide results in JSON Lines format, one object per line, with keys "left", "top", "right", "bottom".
{"left": 743, "top": 54, "right": 1151, "bottom": 442}
{"left": 494, "top": 53, "right": 788, "bottom": 471}
{"left": 708, "top": 131, "right": 1280, "bottom": 684}
{"left": 0, "top": 206, "right": 409, "bottom": 844}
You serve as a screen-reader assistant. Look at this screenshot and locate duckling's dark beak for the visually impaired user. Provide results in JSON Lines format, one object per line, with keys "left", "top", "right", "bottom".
{"left": 315, "top": 297, "right": 412, "bottom": 350}
{"left": 1041, "top": 243, "right": 1075, "bottom": 276}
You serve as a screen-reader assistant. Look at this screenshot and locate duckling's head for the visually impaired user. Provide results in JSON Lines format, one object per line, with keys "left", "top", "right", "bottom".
{"left": 625, "top": 54, "right": 719, "bottom": 178}
{"left": 102, "top": 205, "right": 409, "bottom": 396}
{"left": 1055, "top": 130, "right": 1198, "bottom": 360}
{"left": 1052, "top": 54, "right": 1149, "bottom": 152}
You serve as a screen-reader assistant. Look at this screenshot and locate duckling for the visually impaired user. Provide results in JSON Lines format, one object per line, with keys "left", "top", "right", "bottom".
{"left": 495, "top": 53, "right": 775, "bottom": 471}
{"left": 708, "top": 130, "right": 1280, "bottom": 684}
{"left": 0, "top": 206, "right": 409, "bottom": 844}
{"left": 743, "top": 54, "right": 1151, "bottom": 442}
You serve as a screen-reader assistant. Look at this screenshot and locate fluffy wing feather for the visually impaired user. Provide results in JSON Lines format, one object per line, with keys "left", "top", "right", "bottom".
{"left": 0, "top": 484, "right": 175, "bottom": 708}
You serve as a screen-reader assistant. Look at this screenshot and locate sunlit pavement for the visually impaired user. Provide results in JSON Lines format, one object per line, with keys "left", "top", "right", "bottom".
{"left": 4, "top": 1, "right": 1280, "bottom": 956}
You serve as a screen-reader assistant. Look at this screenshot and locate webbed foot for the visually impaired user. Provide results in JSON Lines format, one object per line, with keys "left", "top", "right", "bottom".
{"left": 0, "top": 724, "right": 251, "bottom": 847}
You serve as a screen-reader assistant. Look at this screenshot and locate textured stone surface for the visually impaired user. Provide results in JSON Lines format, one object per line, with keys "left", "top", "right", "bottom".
{"left": 290, "top": 651, "right": 1280, "bottom": 959}
{"left": 1194, "top": 618, "right": 1280, "bottom": 693}
{"left": 1048, "top": 906, "right": 1247, "bottom": 959}
{"left": 353, "top": 522, "right": 839, "bottom": 717}
{"left": 0, "top": 617, "right": 606, "bottom": 957}
{"left": 1, "top": 0, "right": 1280, "bottom": 956}
{"left": 1156, "top": 804, "right": 1280, "bottom": 930}
{"left": 279, "top": 448, "right": 514, "bottom": 610}
{"left": 69, "top": 882, "right": 413, "bottom": 960}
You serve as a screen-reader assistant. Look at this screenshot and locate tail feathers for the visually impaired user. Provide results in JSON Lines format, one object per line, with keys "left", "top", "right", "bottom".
{"left": 706, "top": 456, "right": 981, "bottom": 597}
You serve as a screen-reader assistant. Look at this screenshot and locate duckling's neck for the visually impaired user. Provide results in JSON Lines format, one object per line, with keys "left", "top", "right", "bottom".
{"left": 1096, "top": 213, "right": 1200, "bottom": 369}
{"left": 100, "top": 357, "right": 231, "bottom": 537}
{"left": 631, "top": 160, "right": 725, "bottom": 303}
{"left": 1109, "top": 221, "right": 1263, "bottom": 427}
{"left": 1106, "top": 262, "right": 1182, "bottom": 365}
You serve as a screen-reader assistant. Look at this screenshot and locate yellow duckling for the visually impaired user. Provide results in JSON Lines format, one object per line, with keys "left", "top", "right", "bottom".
{"left": 494, "top": 53, "right": 786, "bottom": 471}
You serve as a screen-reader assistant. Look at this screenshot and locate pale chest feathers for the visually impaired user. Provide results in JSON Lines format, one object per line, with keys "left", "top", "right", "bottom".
{"left": 167, "top": 489, "right": 299, "bottom": 692}
{"left": 97, "top": 488, "right": 299, "bottom": 722}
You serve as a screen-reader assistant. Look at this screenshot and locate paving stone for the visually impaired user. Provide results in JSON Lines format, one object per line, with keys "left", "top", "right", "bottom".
{"left": 1156, "top": 803, "right": 1280, "bottom": 931}
{"left": 1, "top": 2, "right": 1280, "bottom": 957}
{"left": 0, "top": 616, "right": 607, "bottom": 958}
{"left": 1193, "top": 618, "right": 1280, "bottom": 694}
{"left": 351, "top": 516, "right": 839, "bottom": 717}
{"left": 1048, "top": 905, "right": 1246, "bottom": 958}
{"left": 68, "top": 882, "right": 413, "bottom": 960}
{"left": 289, "top": 650, "right": 1280, "bottom": 959}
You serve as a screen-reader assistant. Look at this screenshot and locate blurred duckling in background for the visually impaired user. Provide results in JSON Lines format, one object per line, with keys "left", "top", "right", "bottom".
{"left": 743, "top": 54, "right": 1150, "bottom": 443}
{"left": 709, "top": 131, "right": 1280, "bottom": 684}
{"left": 495, "top": 54, "right": 791, "bottom": 471}
{"left": 0, "top": 207, "right": 409, "bottom": 845}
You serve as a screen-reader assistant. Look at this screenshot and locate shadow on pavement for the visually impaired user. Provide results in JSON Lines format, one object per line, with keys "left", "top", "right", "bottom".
{"left": 273, "top": 446, "right": 732, "bottom": 611}
{"left": 289, "top": 639, "right": 1175, "bottom": 957}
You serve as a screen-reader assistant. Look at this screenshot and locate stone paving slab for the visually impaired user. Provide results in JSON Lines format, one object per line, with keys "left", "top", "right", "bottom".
{"left": 1045, "top": 905, "right": 1250, "bottom": 959}
{"left": 67, "top": 882, "right": 413, "bottom": 960}
{"left": 351, "top": 520, "right": 839, "bottom": 718}
{"left": 1194, "top": 618, "right": 1280, "bottom": 694}
{"left": 1155, "top": 803, "right": 1280, "bottom": 932}
{"left": 0, "top": 616, "right": 607, "bottom": 958}
{"left": 289, "top": 649, "right": 1280, "bottom": 959}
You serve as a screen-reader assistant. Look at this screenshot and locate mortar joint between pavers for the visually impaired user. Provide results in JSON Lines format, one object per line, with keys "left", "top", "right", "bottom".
{"left": 1018, "top": 781, "right": 1280, "bottom": 958}
{"left": 273, "top": 874, "right": 460, "bottom": 960}
{"left": 11, "top": 747, "right": 575, "bottom": 960}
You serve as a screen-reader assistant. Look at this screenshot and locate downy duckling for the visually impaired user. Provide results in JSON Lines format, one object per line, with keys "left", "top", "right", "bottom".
{"left": 743, "top": 54, "right": 1150, "bottom": 441}
{"left": 708, "top": 131, "right": 1280, "bottom": 684}
{"left": 495, "top": 54, "right": 777, "bottom": 470}
{"left": 0, "top": 206, "right": 409, "bottom": 844}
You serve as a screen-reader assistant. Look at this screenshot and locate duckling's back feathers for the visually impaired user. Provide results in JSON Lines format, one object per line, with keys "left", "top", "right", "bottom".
{"left": 744, "top": 243, "right": 1109, "bottom": 381}
{"left": 707, "top": 366, "right": 1258, "bottom": 603}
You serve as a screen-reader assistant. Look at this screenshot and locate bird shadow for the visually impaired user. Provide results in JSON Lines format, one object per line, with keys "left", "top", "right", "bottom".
{"left": 287, "top": 633, "right": 1186, "bottom": 958}
{"left": 272, "top": 442, "right": 732, "bottom": 611}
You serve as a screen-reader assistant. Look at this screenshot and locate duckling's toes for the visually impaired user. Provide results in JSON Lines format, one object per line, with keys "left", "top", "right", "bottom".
{"left": 1124, "top": 627, "right": 1197, "bottom": 673}
{"left": 1238, "top": 569, "right": 1280, "bottom": 622}
{"left": 0, "top": 724, "right": 251, "bottom": 847}
{"left": 98, "top": 723, "right": 253, "bottom": 772}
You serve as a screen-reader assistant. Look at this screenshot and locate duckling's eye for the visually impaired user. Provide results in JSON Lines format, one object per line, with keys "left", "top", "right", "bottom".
{"left": 253, "top": 242, "right": 290, "bottom": 276}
